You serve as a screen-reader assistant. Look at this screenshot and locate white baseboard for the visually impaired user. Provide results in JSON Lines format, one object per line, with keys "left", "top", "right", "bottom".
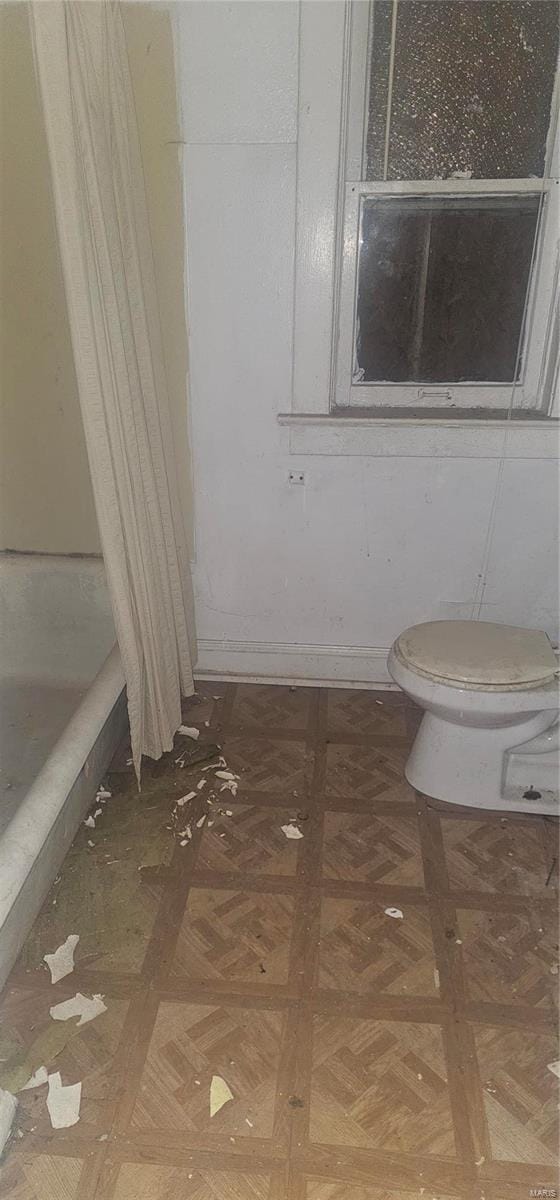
{"left": 195, "top": 639, "right": 396, "bottom": 689}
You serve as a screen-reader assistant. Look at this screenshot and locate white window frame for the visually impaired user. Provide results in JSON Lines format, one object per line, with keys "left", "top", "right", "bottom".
{"left": 336, "top": 178, "right": 558, "bottom": 411}
{"left": 290, "top": 0, "right": 560, "bottom": 425}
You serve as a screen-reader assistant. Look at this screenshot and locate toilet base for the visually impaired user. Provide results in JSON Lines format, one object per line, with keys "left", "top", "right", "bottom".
{"left": 405, "top": 710, "right": 560, "bottom": 815}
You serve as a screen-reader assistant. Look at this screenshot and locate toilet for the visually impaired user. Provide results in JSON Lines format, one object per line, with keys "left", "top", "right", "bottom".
{"left": 388, "top": 620, "right": 559, "bottom": 815}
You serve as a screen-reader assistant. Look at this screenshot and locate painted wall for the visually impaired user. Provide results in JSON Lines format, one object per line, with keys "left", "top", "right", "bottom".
{"left": 0, "top": 1, "right": 100, "bottom": 553}
{"left": 178, "top": 1, "right": 558, "bottom": 683}
{"left": 0, "top": 2, "right": 191, "bottom": 556}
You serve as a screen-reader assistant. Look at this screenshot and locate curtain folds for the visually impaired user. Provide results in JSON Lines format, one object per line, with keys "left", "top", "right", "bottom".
{"left": 31, "top": 0, "right": 195, "bottom": 776}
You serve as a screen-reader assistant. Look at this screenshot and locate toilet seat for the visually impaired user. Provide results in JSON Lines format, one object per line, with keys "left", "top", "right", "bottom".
{"left": 394, "top": 620, "right": 557, "bottom": 690}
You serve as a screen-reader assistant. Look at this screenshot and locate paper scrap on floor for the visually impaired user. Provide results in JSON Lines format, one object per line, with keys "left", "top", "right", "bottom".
{"left": 44, "top": 934, "right": 79, "bottom": 983}
{"left": 21, "top": 1066, "right": 48, "bottom": 1091}
{"left": 49, "top": 993, "right": 107, "bottom": 1027}
{"left": 177, "top": 725, "right": 200, "bottom": 739}
{"left": 281, "top": 822, "right": 304, "bottom": 840}
{"left": 46, "top": 1072, "right": 81, "bottom": 1129}
{"left": 210, "top": 1074, "right": 233, "bottom": 1117}
{"left": 384, "top": 907, "right": 404, "bottom": 919}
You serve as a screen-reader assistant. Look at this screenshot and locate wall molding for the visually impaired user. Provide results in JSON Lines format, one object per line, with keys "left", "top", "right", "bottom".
{"left": 278, "top": 412, "right": 560, "bottom": 458}
{"left": 195, "top": 638, "right": 395, "bottom": 688}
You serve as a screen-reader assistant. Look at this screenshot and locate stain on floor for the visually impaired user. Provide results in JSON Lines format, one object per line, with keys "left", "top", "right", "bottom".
{"left": 1, "top": 682, "right": 558, "bottom": 1199}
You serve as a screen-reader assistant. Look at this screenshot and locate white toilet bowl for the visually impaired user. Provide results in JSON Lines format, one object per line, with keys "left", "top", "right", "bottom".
{"left": 388, "top": 620, "right": 559, "bottom": 814}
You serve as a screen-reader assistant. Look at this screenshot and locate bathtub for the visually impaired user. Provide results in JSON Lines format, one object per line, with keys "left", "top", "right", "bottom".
{"left": 0, "top": 553, "right": 127, "bottom": 990}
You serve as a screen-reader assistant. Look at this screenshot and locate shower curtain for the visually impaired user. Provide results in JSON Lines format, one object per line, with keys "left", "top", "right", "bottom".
{"left": 30, "top": 1, "right": 196, "bottom": 775}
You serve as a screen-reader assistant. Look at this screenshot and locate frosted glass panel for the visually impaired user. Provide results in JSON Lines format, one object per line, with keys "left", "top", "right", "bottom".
{"left": 366, "top": 1, "right": 559, "bottom": 180}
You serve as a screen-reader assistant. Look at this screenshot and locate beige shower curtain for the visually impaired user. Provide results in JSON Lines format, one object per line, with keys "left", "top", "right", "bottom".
{"left": 30, "top": 0, "right": 196, "bottom": 775}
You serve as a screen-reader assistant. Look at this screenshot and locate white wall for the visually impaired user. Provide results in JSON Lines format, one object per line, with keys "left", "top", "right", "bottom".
{"left": 178, "top": 1, "right": 559, "bottom": 685}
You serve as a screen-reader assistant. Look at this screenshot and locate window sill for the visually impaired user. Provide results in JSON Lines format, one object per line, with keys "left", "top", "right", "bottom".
{"left": 277, "top": 410, "right": 559, "bottom": 459}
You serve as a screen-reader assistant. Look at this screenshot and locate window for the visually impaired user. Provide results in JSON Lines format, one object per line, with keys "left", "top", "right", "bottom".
{"left": 333, "top": 0, "right": 560, "bottom": 414}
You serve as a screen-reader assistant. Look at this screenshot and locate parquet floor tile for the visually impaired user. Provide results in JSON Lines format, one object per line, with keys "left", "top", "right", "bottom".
{"left": 1, "top": 682, "right": 557, "bottom": 1200}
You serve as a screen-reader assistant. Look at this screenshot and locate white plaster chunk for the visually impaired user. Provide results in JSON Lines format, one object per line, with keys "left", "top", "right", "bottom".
{"left": 384, "top": 907, "right": 404, "bottom": 920}
{"left": 49, "top": 993, "right": 107, "bottom": 1027}
{"left": 177, "top": 725, "right": 200, "bottom": 740}
{"left": 46, "top": 1072, "right": 81, "bottom": 1129}
{"left": 44, "top": 934, "right": 79, "bottom": 983}
{"left": 281, "top": 822, "right": 303, "bottom": 840}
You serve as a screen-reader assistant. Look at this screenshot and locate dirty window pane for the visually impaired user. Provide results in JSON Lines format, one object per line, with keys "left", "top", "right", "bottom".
{"left": 355, "top": 194, "right": 540, "bottom": 383}
{"left": 366, "top": 1, "right": 559, "bottom": 180}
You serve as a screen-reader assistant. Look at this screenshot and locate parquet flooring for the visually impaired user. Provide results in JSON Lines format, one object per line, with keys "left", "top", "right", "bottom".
{"left": 1, "top": 683, "right": 558, "bottom": 1199}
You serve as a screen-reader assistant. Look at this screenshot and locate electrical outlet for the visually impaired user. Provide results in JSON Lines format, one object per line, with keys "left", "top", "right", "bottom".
{"left": 288, "top": 470, "right": 306, "bottom": 486}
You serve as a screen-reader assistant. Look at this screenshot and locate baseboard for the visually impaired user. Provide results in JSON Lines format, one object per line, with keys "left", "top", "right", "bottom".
{"left": 195, "top": 639, "right": 396, "bottom": 689}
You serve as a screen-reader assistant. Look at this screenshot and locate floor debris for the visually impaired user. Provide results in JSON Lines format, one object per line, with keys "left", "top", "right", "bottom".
{"left": 21, "top": 1066, "right": 48, "bottom": 1091}
{"left": 0, "top": 1022, "right": 83, "bottom": 1094}
{"left": 196, "top": 815, "right": 207, "bottom": 829}
{"left": 49, "top": 993, "right": 107, "bottom": 1027}
{"left": 197, "top": 779, "right": 207, "bottom": 790}
{"left": 0, "top": 1089, "right": 17, "bottom": 1154}
{"left": 384, "top": 908, "right": 404, "bottom": 920}
{"left": 46, "top": 1072, "right": 81, "bottom": 1129}
{"left": 547, "top": 1060, "right": 560, "bottom": 1078}
{"left": 210, "top": 1074, "right": 233, "bottom": 1117}
{"left": 177, "top": 725, "right": 200, "bottom": 740}
{"left": 281, "top": 822, "right": 304, "bottom": 840}
{"left": 177, "top": 791, "right": 196, "bottom": 806}
{"left": 96, "top": 786, "right": 111, "bottom": 802}
{"left": 43, "top": 934, "right": 79, "bottom": 983}
{"left": 176, "top": 743, "right": 222, "bottom": 770}
{"left": 202, "top": 755, "right": 227, "bottom": 771}
{"left": 215, "top": 770, "right": 238, "bottom": 782}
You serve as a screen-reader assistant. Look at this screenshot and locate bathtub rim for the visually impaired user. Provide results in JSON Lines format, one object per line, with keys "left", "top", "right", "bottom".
{"left": 0, "top": 644, "right": 126, "bottom": 991}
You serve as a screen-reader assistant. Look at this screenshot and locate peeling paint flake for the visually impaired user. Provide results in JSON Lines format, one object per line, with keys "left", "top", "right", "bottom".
{"left": 210, "top": 1074, "right": 233, "bottom": 1117}
{"left": 49, "top": 993, "right": 107, "bottom": 1027}
{"left": 21, "top": 1066, "right": 48, "bottom": 1091}
{"left": 46, "top": 1072, "right": 81, "bottom": 1129}
{"left": 44, "top": 934, "right": 79, "bottom": 983}
{"left": 281, "top": 822, "right": 304, "bottom": 840}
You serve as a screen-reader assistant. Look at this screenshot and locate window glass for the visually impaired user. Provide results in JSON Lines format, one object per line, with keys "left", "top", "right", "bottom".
{"left": 355, "top": 194, "right": 541, "bottom": 383}
{"left": 366, "top": 1, "right": 559, "bottom": 181}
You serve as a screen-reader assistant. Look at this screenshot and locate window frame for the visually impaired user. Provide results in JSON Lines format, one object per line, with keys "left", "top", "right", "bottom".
{"left": 290, "top": 0, "right": 560, "bottom": 423}
{"left": 335, "top": 177, "right": 558, "bottom": 412}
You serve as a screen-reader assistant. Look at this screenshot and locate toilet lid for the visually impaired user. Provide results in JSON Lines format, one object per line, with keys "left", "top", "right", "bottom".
{"left": 395, "top": 621, "right": 557, "bottom": 687}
